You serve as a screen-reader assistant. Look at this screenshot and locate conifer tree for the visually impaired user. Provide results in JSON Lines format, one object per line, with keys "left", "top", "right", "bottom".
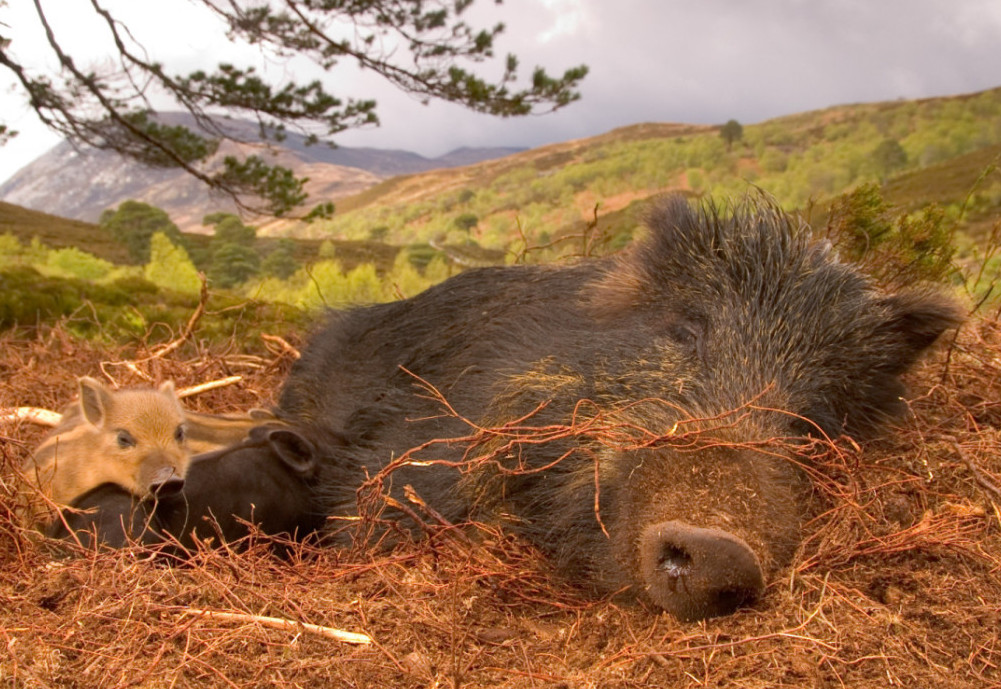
{"left": 0, "top": 1, "right": 587, "bottom": 217}
{"left": 99, "top": 200, "right": 184, "bottom": 264}
{"left": 720, "top": 119, "right": 743, "bottom": 151}
{"left": 262, "top": 239, "right": 299, "bottom": 280}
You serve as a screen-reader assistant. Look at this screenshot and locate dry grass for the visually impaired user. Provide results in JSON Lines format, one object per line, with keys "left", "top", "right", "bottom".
{"left": 2, "top": 316, "right": 1001, "bottom": 688}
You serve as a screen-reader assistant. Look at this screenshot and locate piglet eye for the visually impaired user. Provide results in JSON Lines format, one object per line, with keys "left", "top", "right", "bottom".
{"left": 174, "top": 424, "right": 186, "bottom": 444}
{"left": 116, "top": 430, "right": 136, "bottom": 449}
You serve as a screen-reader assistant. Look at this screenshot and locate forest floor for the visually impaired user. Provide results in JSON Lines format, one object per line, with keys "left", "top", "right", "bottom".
{"left": 2, "top": 313, "right": 1000, "bottom": 688}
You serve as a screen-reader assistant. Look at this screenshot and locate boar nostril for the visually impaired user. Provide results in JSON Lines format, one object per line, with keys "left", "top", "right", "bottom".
{"left": 640, "top": 520, "right": 765, "bottom": 622}
{"left": 656, "top": 544, "right": 692, "bottom": 577}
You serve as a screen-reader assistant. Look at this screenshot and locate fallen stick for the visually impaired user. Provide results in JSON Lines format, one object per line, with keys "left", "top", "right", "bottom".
{"left": 950, "top": 438, "right": 1001, "bottom": 503}
{"left": 182, "top": 608, "right": 373, "bottom": 645}
{"left": 2, "top": 376, "right": 245, "bottom": 427}
{"left": 405, "top": 484, "right": 472, "bottom": 545}
{"left": 261, "top": 333, "right": 301, "bottom": 359}
{"left": 0, "top": 407, "right": 62, "bottom": 427}
{"left": 176, "top": 376, "right": 243, "bottom": 399}
{"left": 147, "top": 274, "right": 208, "bottom": 361}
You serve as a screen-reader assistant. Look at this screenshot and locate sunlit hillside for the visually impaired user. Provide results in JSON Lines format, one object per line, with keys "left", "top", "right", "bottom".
{"left": 1, "top": 86, "right": 999, "bottom": 320}
{"left": 272, "top": 87, "right": 1001, "bottom": 255}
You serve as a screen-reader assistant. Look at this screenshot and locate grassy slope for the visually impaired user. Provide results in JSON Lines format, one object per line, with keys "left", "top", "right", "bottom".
{"left": 279, "top": 87, "right": 1001, "bottom": 253}
{"left": 3, "top": 87, "right": 999, "bottom": 271}
{"left": 0, "top": 201, "right": 134, "bottom": 264}
{"left": 881, "top": 142, "right": 1001, "bottom": 240}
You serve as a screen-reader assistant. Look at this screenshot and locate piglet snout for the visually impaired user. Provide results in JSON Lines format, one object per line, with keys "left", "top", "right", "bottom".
{"left": 149, "top": 466, "right": 185, "bottom": 497}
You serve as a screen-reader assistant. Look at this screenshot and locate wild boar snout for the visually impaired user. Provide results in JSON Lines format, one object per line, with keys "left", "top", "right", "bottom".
{"left": 639, "top": 520, "right": 765, "bottom": 621}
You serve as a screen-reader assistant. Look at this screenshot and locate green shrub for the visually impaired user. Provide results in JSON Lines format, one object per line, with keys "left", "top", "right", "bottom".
{"left": 99, "top": 200, "right": 183, "bottom": 264}
{"left": 0, "top": 267, "right": 84, "bottom": 327}
{"left": 261, "top": 238, "right": 299, "bottom": 279}
{"left": 405, "top": 243, "right": 442, "bottom": 269}
{"left": 0, "top": 233, "right": 25, "bottom": 265}
{"left": 209, "top": 242, "right": 260, "bottom": 288}
{"left": 109, "top": 274, "right": 160, "bottom": 295}
{"left": 0, "top": 265, "right": 307, "bottom": 349}
{"left": 823, "top": 184, "right": 956, "bottom": 286}
{"left": 45, "top": 246, "right": 115, "bottom": 281}
{"left": 144, "top": 232, "right": 202, "bottom": 294}
{"left": 454, "top": 212, "right": 479, "bottom": 233}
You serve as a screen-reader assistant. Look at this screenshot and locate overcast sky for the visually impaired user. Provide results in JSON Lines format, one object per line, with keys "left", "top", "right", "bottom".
{"left": 2, "top": 0, "right": 1001, "bottom": 184}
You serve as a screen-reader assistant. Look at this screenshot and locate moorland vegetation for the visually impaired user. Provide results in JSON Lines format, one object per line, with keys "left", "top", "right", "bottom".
{"left": 2, "top": 88, "right": 1000, "bottom": 346}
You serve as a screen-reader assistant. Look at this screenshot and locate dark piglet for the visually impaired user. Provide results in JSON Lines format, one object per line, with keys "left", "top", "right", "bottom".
{"left": 48, "top": 483, "right": 162, "bottom": 550}
{"left": 276, "top": 195, "right": 961, "bottom": 621}
{"left": 50, "top": 427, "right": 327, "bottom": 551}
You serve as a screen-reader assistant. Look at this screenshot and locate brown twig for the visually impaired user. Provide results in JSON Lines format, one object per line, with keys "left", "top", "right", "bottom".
{"left": 260, "top": 333, "right": 301, "bottom": 359}
{"left": 404, "top": 484, "right": 472, "bottom": 545}
{"left": 147, "top": 273, "right": 209, "bottom": 360}
{"left": 949, "top": 437, "right": 1001, "bottom": 504}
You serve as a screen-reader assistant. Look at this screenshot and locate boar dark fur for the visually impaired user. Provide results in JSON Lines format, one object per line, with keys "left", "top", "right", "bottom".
{"left": 275, "top": 195, "right": 961, "bottom": 620}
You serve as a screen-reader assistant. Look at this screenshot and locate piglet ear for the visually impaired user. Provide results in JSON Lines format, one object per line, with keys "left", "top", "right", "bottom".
{"left": 877, "top": 290, "right": 964, "bottom": 374}
{"left": 266, "top": 428, "right": 317, "bottom": 475}
{"left": 249, "top": 407, "right": 278, "bottom": 421}
{"left": 78, "top": 377, "right": 113, "bottom": 427}
{"left": 157, "top": 380, "right": 185, "bottom": 414}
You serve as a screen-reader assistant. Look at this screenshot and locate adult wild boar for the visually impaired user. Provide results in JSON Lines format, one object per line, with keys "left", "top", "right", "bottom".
{"left": 58, "top": 195, "right": 961, "bottom": 622}
{"left": 277, "top": 195, "right": 961, "bottom": 621}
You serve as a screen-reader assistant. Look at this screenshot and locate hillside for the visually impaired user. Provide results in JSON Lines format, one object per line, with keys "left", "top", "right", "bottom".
{"left": 3, "top": 88, "right": 999, "bottom": 254}
{"left": 0, "top": 112, "right": 524, "bottom": 233}
{"left": 2, "top": 86, "right": 1000, "bottom": 315}
{"left": 880, "top": 142, "right": 1001, "bottom": 239}
{"left": 0, "top": 200, "right": 136, "bottom": 265}
{"left": 275, "top": 87, "right": 1001, "bottom": 252}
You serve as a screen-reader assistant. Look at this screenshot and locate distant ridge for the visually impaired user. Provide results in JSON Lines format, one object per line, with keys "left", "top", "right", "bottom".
{"left": 0, "top": 112, "right": 524, "bottom": 232}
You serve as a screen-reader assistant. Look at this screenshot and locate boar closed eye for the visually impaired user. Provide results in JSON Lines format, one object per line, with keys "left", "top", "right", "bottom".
{"left": 667, "top": 318, "right": 706, "bottom": 357}
{"left": 174, "top": 425, "right": 186, "bottom": 444}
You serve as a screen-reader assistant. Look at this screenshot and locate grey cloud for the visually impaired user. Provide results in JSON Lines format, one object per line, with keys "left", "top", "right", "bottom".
{"left": 336, "top": 0, "right": 1001, "bottom": 156}
{"left": 3, "top": 0, "right": 1000, "bottom": 176}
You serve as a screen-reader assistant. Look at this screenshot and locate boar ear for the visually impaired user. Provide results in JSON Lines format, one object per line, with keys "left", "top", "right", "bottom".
{"left": 877, "top": 290, "right": 964, "bottom": 374}
{"left": 266, "top": 428, "right": 317, "bottom": 475}
{"left": 78, "top": 377, "right": 113, "bottom": 427}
